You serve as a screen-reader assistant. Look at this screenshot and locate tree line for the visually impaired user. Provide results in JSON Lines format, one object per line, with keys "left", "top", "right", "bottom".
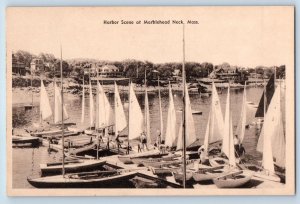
{"left": 13, "top": 50, "right": 285, "bottom": 83}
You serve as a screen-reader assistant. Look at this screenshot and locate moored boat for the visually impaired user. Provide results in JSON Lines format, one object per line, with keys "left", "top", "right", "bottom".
{"left": 12, "top": 135, "right": 41, "bottom": 146}
{"left": 192, "top": 165, "right": 226, "bottom": 182}
{"left": 40, "top": 159, "right": 106, "bottom": 176}
{"left": 213, "top": 170, "right": 253, "bottom": 188}
{"left": 27, "top": 170, "right": 138, "bottom": 188}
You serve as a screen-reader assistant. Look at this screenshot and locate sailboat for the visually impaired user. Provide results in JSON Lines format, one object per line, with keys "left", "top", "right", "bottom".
{"left": 235, "top": 83, "right": 247, "bottom": 144}
{"left": 164, "top": 83, "right": 177, "bottom": 148}
{"left": 30, "top": 81, "right": 64, "bottom": 137}
{"left": 84, "top": 76, "right": 95, "bottom": 135}
{"left": 212, "top": 84, "right": 253, "bottom": 188}
{"left": 193, "top": 83, "right": 227, "bottom": 182}
{"left": 67, "top": 76, "right": 87, "bottom": 133}
{"left": 114, "top": 82, "right": 127, "bottom": 136}
{"left": 118, "top": 82, "right": 166, "bottom": 164}
{"left": 204, "top": 82, "right": 224, "bottom": 154}
{"left": 253, "top": 83, "right": 284, "bottom": 182}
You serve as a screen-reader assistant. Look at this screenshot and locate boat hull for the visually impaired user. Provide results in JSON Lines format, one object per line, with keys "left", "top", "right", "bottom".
{"left": 27, "top": 171, "right": 138, "bottom": 188}
{"left": 213, "top": 170, "right": 253, "bottom": 188}
{"left": 40, "top": 160, "right": 106, "bottom": 175}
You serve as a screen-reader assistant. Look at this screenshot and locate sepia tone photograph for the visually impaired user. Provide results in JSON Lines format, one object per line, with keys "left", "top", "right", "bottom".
{"left": 6, "top": 6, "right": 294, "bottom": 196}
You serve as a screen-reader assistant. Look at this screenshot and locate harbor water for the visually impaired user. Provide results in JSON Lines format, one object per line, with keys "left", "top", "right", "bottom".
{"left": 12, "top": 86, "right": 282, "bottom": 188}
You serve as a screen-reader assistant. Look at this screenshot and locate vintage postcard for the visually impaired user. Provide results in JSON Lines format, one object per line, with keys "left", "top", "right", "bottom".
{"left": 6, "top": 6, "right": 294, "bottom": 196}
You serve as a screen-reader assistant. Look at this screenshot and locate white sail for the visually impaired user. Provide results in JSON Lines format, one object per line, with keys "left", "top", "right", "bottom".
{"left": 40, "top": 80, "right": 52, "bottom": 120}
{"left": 54, "top": 83, "right": 69, "bottom": 124}
{"left": 128, "top": 83, "right": 144, "bottom": 140}
{"left": 210, "top": 83, "right": 224, "bottom": 142}
{"left": 228, "top": 114, "right": 236, "bottom": 167}
{"left": 176, "top": 115, "right": 183, "bottom": 149}
{"left": 89, "top": 81, "right": 95, "bottom": 127}
{"left": 184, "top": 82, "right": 197, "bottom": 147}
{"left": 97, "top": 82, "right": 114, "bottom": 128}
{"left": 257, "top": 85, "right": 285, "bottom": 170}
{"left": 158, "top": 84, "right": 164, "bottom": 139}
{"left": 114, "top": 82, "right": 127, "bottom": 134}
{"left": 144, "top": 88, "right": 151, "bottom": 145}
{"left": 164, "top": 84, "right": 177, "bottom": 147}
{"left": 81, "top": 79, "right": 85, "bottom": 123}
{"left": 203, "top": 110, "right": 211, "bottom": 156}
{"left": 235, "top": 84, "right": 247, "bottom": 143}
{"left": 222, "top": 87, "right": 231, "bottom": 157}
{"left": 222, "top": 86, "right": 236, "bottom": 167}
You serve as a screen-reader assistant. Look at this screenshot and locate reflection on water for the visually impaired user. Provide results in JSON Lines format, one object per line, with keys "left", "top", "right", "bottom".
{"left": 12, "top": 87, "right": 273, "bottom": 188}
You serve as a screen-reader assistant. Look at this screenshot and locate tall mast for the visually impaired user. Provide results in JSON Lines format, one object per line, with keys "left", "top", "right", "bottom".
{"left": 181, "top": 24, "right": 187, "bottom": 189}
{"left": 53, "top": 63, "right": 56, "bottom": 123}
{"left": 158, "top": 75, "right": 163, "bottom": 144}
{"left": 96, "top": 69, "right": 99, "bottom": 160}
{"left": 60, "top": 45, "right": 65, "bottom": 177}
{"left": 127, "top": 79, "right": 131, "bottom": 154}
{"left": 144, "top": 67, "right": 147, "bottom": 133}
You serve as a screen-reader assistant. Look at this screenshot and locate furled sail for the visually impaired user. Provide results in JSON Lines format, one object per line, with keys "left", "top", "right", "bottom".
{"left": 40, "top": 80, "right": 53, "bottom": 121}
{"left": 54, "top": 83, "right": 69, "bottom": 123}
{"left": 165, "top": 83, "right": 177, "bottom": 147}
{"left": 128, "top": 83, "right": 144, "bottom": 140}
{"left": 97, "top": 82, "right": 114, "bottom": 128}
{"left": 114, "top": 82, "right": 127, "bottom": 134}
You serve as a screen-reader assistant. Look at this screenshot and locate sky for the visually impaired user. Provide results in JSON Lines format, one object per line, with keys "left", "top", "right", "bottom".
{"left": 7, "top": 6, "right": 294, "bottom": 68}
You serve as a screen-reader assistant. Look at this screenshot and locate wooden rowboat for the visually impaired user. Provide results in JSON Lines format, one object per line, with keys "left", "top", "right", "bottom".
{"left": 192, "top": 166, "right": 226, "bottom": 182}
{"left": 40, "top": 160, "right": 106, "bottom": 176}
{"left": 209, "top": 157, "right": 228, "bottom": 167}
{"left": 213, "top": 170, "right": 253, "bottom": 188}
{"left": 27, "top": 170, "right": 138, "bottom": 188}
{"left": 12, "top": 135, "right": 41, "bottom": 146}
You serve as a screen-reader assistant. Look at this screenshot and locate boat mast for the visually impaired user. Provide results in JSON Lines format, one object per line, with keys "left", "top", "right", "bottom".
{"left": 158, "top": 75, "right": 163, "bottom": 144}
{"left": 89, "top": 68, "right": 92, "bottom": 130}
{"left": 96, "top": 69, "right": 99, "bottom": 160}
{"left": 127, "top": 79, "right": 131, "bottom": 154}
{"left": 53, "top": 61, "right": 56, "bottom": 124}
{"left": 182, "top": 24, "right": 187, "bottom": 189}
{"left": 144, "top": 67, "right": 147, "bottom": 135}
{"left": 60, "top": 45, "right": 65, "bottom": 177}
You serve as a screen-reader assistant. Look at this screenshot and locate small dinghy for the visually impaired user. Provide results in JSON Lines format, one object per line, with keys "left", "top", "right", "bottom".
{"left": 129, "top": 173, "right": 182, "bottom": 188}
{"left": 192, "top": 165, "right": 226, "bottom": 182}
{"left": 172, "top": 169, "right": 194, "bottom": 183}
{"left": 209, "top": 157, "right": 228, "bottom": 167}
{"left": 212, "top": 170, "right": 253, "bottom": 188}
{"left": 130, "top": 153, "right": 179, "bottom": 165}
{"left": 118, "top": 149, "right": 167, "bottom": 164}
{"left": 12, "top": 135, "right": 41, "bottom": 146}
{"left": 27, "top": 170, "right": 138, "bottom": 188}
{"left": 142, "top": 158, "right": 181, "bottom": 168}
{"left": 40, "top": 159, "right": 106, "bottom": 175}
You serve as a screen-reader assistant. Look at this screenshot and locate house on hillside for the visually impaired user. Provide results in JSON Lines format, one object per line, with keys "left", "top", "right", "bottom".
{"left": 30, "top": 58, "right": 45, "bottom": 73}
{"left": 89, "top": 64, "right": 122, "bottom": 78}
{"left": 209, "top": 67, "right": 240, "bottom": 81}
{"left": 12, "top": 54, "right": 27, "bottom": 76}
